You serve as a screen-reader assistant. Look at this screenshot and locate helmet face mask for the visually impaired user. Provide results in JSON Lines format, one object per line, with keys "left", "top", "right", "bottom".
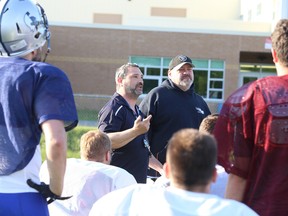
{"left": 0, "top": 0, "right": 50, "bottom": 57}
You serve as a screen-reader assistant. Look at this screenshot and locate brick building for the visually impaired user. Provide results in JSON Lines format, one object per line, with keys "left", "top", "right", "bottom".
{"left": 37, "top": 0, "right": 287, "bottom": 112}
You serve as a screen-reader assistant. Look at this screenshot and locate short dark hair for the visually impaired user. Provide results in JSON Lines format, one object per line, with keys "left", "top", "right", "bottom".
{"left": 166, "top": 128, "right": 217, "bottom": 187}
{"left": 271, "top": 19, "right": 288, "bottom": 67}
{"left": 115, "top": 63, "right": 139, "bottom": 81}
{"left": 199, "top": 113, "right": 219, "bottom": 134}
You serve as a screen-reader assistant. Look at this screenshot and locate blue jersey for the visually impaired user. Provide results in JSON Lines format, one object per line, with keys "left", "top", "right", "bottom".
{"left": 98, "top": 93, "right": 149, "bottom": 183}
{"left": 0, "top": 57, "right": 78, "bottom": 175}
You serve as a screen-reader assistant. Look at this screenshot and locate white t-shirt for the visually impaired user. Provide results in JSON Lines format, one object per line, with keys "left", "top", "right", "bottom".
{"left": 40, "top": 158, "right": 137, "bottom": 216}
{"left": 210, "top": 165, "right": 228, "bottom": 197}
{"left": 154, "top": 164, "right": 229, "bottom": 197}
{"left": 89, "top": 184, "right": 258, "bottom": 216}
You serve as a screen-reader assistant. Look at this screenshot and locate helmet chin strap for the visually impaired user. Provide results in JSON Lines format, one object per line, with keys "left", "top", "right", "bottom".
{"left": 42, "top": 47, "right": 50, "bottom": 62}
{"left": 42, "top": 36, "right": 51, "bottom": 62}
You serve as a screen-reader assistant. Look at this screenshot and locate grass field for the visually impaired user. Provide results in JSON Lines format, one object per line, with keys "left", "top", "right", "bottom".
{"left": 77, "top": 109, "right": 98, "bottom": 121}
{"left": 40, "top": 125, "right": 97, "bottom": 160}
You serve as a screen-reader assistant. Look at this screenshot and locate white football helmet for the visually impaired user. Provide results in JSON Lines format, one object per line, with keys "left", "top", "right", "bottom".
{"left": 0, "top": 0, "right": 50, "bottom": 57}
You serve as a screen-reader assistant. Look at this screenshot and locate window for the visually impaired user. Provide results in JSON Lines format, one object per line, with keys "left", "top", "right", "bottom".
{"left": 248, "top": 10, "right": 252, "bottom": 21}
{"left": 130, "top": 56, "right": 170, "bottom": 94}
{"left": 256, "top": 3, "right": 262, "bottom": 16}
{"left": 130, "top": 56, "right": 225, "bottom": 101}
{"left": 193, "top": 59, "right": 224, "bottom": 100}
{"left": 150, "top": 7, "right": 186, "bottom": 18}
{"left": 239, "top": 63, "right": 276, "bottom": 86}
{"left": 93, "top": 13, "right": 122, "bottom": 24}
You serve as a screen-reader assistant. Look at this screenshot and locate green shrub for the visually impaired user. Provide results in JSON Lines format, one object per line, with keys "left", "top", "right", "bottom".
{"left": 40, "top": 126, "right": 97, "bottom": 160}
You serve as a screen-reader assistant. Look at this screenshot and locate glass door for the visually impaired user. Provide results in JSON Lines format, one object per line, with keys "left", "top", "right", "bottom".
{"left": 239, "top": 64, "right": 276, "bottom": 87}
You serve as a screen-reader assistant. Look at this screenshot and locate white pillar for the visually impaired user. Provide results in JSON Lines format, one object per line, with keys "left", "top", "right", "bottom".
{"left": 281, "top": 0, "right": 288, "bottom": 18}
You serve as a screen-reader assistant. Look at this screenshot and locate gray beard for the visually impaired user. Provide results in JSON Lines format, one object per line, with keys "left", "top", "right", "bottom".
{"left": 179, "top": 79, "right": 193, "bottom": 89}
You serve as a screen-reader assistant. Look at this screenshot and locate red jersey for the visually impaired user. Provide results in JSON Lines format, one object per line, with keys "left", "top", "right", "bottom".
{"left": 214, "top": 74, "right": 288, "bottom": 216}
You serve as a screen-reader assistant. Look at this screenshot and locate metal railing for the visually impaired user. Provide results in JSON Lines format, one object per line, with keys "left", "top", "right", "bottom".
{"left": 74, "top": 94, "right": 222, "bottom": 127}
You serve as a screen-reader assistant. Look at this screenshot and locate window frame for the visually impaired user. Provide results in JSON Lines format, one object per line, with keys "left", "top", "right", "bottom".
{"left": 130, "top": 56, "right": 225, "bottom": 101}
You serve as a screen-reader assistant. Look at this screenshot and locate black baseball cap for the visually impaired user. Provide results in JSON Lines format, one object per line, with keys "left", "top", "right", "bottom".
{"left": 168, "top": 55, "right": 195, "bottom": 71}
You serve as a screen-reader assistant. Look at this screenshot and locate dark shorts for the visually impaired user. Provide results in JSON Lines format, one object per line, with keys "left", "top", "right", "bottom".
{"left": 0, "top": 192, "right": 49, "bottom": 216}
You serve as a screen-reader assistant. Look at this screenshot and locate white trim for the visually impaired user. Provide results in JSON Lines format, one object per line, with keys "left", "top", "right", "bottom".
{"left": 115, "top": 105, "right": 123, "bottom": 116}
{"left": 49, "top": 21, "right": 271, "bottom": 36}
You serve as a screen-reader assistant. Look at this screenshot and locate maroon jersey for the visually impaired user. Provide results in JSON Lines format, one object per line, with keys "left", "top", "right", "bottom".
{"left": 214, "top": 74, "right": 288, "bottom": 216}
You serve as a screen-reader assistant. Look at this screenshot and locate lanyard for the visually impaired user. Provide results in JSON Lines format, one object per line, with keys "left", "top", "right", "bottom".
{"left": 134, "top": 105, "right": 152, "bottom": 157}
{"left": 144, "top": 138, "right": 152, "bottom": 157}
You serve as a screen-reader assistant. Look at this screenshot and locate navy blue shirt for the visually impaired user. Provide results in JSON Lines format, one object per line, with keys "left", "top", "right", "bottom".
{"left": 0, "top": 57, "right": 78, "bottom": 175}
{"left": 98, "top": 93, "right": 149, "bottom": 183}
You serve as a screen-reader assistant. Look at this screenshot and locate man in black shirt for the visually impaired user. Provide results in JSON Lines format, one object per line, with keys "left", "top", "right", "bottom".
{"left": 98, "top": 63, "right": 163, "bottom": 183}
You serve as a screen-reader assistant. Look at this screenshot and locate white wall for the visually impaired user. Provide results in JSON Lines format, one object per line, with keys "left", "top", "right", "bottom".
{"left": 38, "top": 0, "right": 273, "bottom": 35}
{"left": 38, "top": 0, "right": 241, "bottom": 23}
